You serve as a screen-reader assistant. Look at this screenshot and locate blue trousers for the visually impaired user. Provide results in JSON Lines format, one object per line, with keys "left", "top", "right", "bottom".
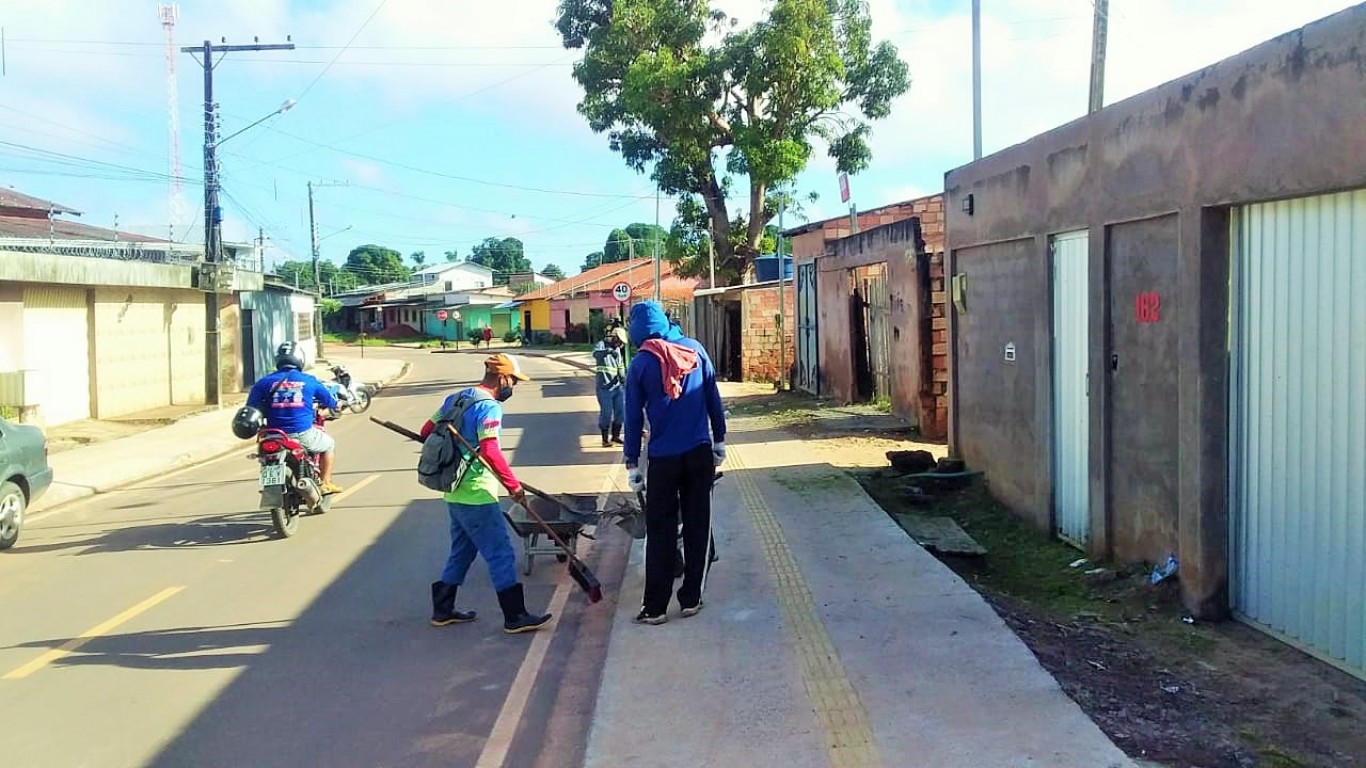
{"left": 441, "top": 501, "right": 518, "bottom": 592}
{"left": 596, "top": 387, "right": 624, "bottom": 431}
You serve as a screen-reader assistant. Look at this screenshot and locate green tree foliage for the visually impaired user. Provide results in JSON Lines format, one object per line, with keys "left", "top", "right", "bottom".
{"left": 411, "top": 250, "right": 427, "bottom": 267}
{"left": 665, "top": 188, "right": 808, "bottom": 283}
{"left": 604, "top": 223, "right": 667, "bottom": 264}
{"left": 542, "top": 263, "right": 567, "bottom": 280}
{"left": 556, "top": 0, "right": 908, "bottom": 277}
{"left": 466, "top": 237, "right": 531, "bottom": 285}
{"left": 510, "top": 281, "right": 539, "bottom": 296}
{"left": 274, "top": 259, "right": 362, "bottom": 294}
{"left": 581, "top": 250, "right": 606, "bottom": 272}
{"left": 345, "top": 244, "right": 411, "bottom": 285}
{"left": 444, "top": 249, "right": 460, "bottom": 262}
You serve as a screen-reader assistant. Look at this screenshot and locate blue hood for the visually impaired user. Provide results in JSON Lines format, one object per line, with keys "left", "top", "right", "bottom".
{"left": 628, "top": 301, "right": 682, "bottom": 347}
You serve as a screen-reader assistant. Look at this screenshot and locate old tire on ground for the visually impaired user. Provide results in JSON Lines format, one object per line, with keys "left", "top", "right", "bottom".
{"left": 0, "top": 480, "right": 25, "bottom": 550}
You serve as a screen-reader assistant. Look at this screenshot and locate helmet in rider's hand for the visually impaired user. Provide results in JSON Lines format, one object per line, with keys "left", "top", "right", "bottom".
{"left": 231, "top": 405, "right": 265, "bottom": 440}
{"left": 275, "top": 341, "right": 305, "bottom": 371}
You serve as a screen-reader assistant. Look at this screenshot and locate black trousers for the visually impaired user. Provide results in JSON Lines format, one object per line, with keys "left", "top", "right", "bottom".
{"left": 643, "top": 443, "right": 715, "bottom": 614}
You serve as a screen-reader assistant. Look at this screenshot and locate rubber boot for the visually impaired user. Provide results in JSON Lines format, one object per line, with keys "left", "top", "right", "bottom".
{"left": 430, "top": 581, "right": 477, "bottom": 626}
{"left": 610, "top": 423, "right": 624, "bottom": 445}
{"left": 497, "top": 583, "right": 553, "bottom": 634}
{"left": 601, "top": 429, "right": 611, "bottom": 448}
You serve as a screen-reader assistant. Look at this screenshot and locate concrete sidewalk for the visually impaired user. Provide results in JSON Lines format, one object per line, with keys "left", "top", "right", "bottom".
{"left": 29, "top": 355, "right": 409, "bottom": 514}
{"left": 584, "top": 419, "right": 1134, "bottom": 768}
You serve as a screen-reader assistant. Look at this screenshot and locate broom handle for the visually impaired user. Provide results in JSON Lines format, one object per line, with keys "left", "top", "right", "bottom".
{"left": 446, "top": 425, "right": 579, "bottom": 554}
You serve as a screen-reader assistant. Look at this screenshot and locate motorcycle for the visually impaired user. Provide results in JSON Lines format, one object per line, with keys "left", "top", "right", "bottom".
{"left": 253, "top": 407, "right": 335, "bottom": 538}
{"left": 327, "top": 365, "right": 372, "bottom": 414}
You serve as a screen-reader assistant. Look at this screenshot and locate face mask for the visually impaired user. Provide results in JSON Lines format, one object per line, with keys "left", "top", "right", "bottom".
{"left": 495, "top": 377, "right": 514, "bottom": 402}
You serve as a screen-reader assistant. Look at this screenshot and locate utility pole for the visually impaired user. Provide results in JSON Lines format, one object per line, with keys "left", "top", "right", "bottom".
{"left": 653, "top": 188, "right": 662, "bottom": 302}
{"left": 184, "top": 37, "right": 295, "bottom": 405}
{"left": 1088, "top": 0, "right": 1109, "bottom": 114}
{"left": 308, "top": 181, "right": 320, "bottom": 289}
{"left": 972, "top": 0, "right": 982, "bottom": 159}
{"left": 708, "top": 236, "right": 715, "bottom": 289}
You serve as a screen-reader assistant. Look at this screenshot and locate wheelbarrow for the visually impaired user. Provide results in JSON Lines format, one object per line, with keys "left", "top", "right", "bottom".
{"left": 502, "top": 493, "right": 599, "bottom": 576}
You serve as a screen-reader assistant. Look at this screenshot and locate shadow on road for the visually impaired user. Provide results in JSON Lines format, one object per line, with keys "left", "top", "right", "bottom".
{"left": 9, "top": 499, "right": 602, "bottom": 768}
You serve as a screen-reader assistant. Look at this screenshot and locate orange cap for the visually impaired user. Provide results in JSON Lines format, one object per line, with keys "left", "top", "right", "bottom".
{"left": 485, "top": 353, "right": 531, "bottom": 381}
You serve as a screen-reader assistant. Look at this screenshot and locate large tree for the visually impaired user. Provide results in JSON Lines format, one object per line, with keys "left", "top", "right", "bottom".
{"left": 410, "top": 250, "right": 427, "bottom": 267}
{"left": 466, "top": 237, "right": 532, "bottom": 285}
{"left": 274, "top": 259, "right": 362, "bottom": 294}
{"left": 556, "top": 0, "right": 908, "bottom": 279}
{"left": 542, "top": 263, "right": 567, "bottom": 280}
{"left": 345, "top": 244, "right": 411, "bottom": 285}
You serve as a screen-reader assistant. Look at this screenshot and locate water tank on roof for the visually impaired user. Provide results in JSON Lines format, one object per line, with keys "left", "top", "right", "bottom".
{"left": 753, "top": 254, "right": 793, "bottom": 282}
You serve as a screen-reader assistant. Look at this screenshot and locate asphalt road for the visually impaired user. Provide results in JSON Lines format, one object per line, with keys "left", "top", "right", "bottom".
{"left": 0, "top": 348, "right": 631, "bottom": 768}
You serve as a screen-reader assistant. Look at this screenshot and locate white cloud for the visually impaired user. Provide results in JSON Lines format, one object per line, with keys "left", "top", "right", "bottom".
{"left": 790, "top": 0, "right": 1361, "bottom": 222}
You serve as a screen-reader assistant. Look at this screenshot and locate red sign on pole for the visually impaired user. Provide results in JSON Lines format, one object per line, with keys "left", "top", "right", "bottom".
{"left": 838, "top": 172, "right": 850, "bottom": 203}
{"left": 436, "top": 309, "right": 448, "bottom": 321}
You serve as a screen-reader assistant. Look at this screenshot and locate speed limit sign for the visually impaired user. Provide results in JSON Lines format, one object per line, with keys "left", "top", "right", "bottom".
{"left": 611, "top": 281, "right": 632, "bottom": 302}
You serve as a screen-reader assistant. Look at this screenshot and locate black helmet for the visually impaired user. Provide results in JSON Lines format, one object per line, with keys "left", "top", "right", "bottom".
{"left": 275, "top": 341, "right": 305, "bottom": 371}
{"left": 231, "top": 405, "right": 265, "bottom": 440}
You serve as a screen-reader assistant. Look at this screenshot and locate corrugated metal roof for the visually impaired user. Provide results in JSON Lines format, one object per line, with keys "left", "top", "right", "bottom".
{"left": 0, "top": 214, "right": 168, "bottom": 243}
{"left": 0, "top": 188, "right": 79, "bottom": 215}
{"left": 519, "top": 259, "right": 676, "bottom": 302}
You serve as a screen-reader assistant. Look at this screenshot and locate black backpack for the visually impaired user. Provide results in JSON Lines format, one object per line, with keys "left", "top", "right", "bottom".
{"left": 417, "top": 389, "right": 494, "bottom": 493}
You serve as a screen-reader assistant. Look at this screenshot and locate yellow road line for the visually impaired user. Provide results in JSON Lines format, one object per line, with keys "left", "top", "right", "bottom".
{"left": 3, "top": 586, "right": 186, "bottom": 680}
{"left": 474, "top": 577, "right": 573, "bottom": 768}
{"left": 331, "top": 474, "right": 380, "bottom": 504}
{"left": 728, "top": 445, "right": 883, "bottom": 768}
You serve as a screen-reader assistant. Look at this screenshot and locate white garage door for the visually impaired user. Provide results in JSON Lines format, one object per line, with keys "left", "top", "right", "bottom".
{"left": 23, "top": 287, "right": 91, "bottom": 426}
{"left": 1230, "top": 189, "right": 1366, "bottom": 677}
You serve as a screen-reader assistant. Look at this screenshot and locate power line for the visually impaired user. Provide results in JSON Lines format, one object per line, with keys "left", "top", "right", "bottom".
{"left": 251, "top": 124, "right": 659, "bottom": 200}
{"left": 295, "top": 0, "right": 390, "bottom": 103}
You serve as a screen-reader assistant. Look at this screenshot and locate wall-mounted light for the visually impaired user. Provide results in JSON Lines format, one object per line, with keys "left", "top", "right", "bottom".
{"left": 961, "top": 193, "right": 975, "bottom": 216}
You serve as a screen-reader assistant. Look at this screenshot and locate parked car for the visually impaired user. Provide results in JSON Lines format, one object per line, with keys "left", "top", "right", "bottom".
{"left": 0, "top": 416, "right": 53, "bottom": 550}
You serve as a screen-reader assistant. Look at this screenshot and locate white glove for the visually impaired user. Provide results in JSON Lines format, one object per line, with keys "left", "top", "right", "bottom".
{"left": 627, "top": 467, "right": 645, "bottom": 493}
{"left": 712, "top": 442, "right": 726, "bottom": 467}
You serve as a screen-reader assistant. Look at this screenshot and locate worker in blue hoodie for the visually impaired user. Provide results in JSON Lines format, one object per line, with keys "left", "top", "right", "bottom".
{"left": 623, "top": 301, "right": 727, "bottom": 625}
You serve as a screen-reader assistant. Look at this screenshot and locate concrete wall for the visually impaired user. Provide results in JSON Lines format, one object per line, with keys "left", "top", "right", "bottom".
{"left": 944, "top": 4, "right": 1366, "bottom": 616}
{"left": 818, "top": 218, "right": 942, "bottom": 433}
{"left": 0, "top": 283, "right": 22, "bottom": 372}
{"left": 90, "top": 287, "right": 207, "bottom": 417}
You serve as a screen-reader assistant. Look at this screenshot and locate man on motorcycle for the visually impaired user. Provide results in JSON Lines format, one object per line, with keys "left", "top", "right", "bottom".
{"left": 246, "top": 341, "right": 344, "bottom": 495}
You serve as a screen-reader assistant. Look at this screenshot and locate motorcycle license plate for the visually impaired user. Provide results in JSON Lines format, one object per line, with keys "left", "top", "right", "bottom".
{"left": 259, "top": 464, "right": 287, "bottom": 488}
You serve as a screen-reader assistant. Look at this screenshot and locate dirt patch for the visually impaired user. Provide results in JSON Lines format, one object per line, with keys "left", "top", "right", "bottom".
{"left": 857, "top": 473, "right": 1366, "bottom": 768}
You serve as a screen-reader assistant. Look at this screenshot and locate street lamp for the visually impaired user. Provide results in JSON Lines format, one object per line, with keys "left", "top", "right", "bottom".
{"left": 215, "top": 99, "right": 296, "bottom": 147}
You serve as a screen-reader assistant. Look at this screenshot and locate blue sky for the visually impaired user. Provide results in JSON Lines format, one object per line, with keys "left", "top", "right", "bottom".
{"left": 0, "top": 0, "right": 1356, "bottom": 279}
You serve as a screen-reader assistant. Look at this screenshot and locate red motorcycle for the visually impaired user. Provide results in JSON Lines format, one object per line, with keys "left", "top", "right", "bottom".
{"left": 253, "top": 407, "right": 335, "bottom": 538}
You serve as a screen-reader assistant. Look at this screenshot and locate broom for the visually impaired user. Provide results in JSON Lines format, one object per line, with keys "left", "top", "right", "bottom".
{"left": 370, "top": 416, "right": 604, "bottom": 603}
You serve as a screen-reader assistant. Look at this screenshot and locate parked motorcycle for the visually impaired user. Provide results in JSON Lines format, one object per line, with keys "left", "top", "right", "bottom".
{"left": 252, "top": 408, "right": 335, "bottom": 538}
{"left": 327, "top": 364, "right": 372, "bottom": 414}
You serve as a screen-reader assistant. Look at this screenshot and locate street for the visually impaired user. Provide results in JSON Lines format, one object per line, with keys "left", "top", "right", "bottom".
{"left": 0, "top": 349, "right": 626, "bottom": 768}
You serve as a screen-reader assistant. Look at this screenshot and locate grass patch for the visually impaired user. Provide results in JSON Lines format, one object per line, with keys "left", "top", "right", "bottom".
{"left": 856, "top": 474, "right": 1101, "bottom": 614}
{"left": 323, "top": 332, "right": 445, "bottom": 348}
{"left": 725, "top": 390, "right": 822, "bottom": 426}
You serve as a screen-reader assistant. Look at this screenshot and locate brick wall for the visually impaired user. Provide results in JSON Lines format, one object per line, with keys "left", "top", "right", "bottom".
{"left": 924, "top": 251, "right": 949, "bottom": 437}
{"left": 740, "top": 285, "right": 796, "bottom": 383}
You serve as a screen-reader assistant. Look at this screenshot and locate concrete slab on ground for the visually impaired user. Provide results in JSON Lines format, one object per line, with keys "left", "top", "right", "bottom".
{"left": 585, "top": 419, "right": 1134, "bottom": 768}
{"left": 29, "top": 355, "right": 409, "bottom": 514}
